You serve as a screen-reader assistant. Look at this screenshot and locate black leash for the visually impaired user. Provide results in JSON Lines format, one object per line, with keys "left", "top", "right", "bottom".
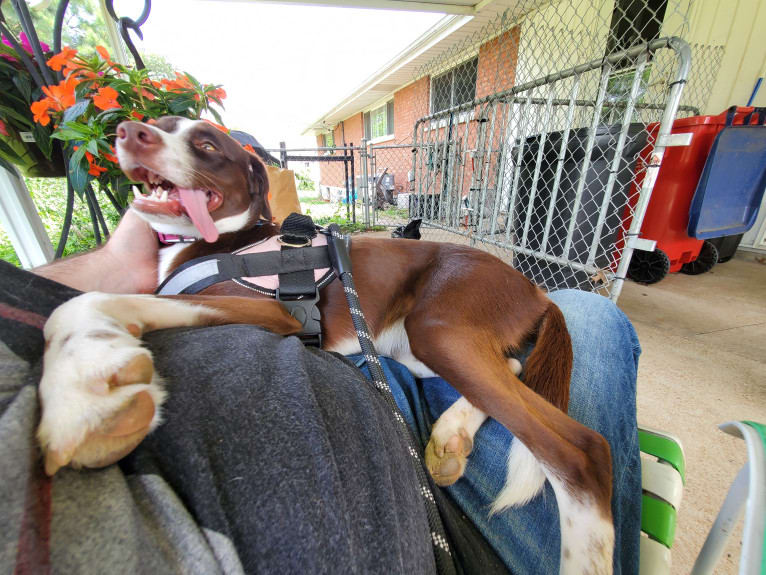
{"left": 324, "top": 224, "right": 456, "bottom": 575}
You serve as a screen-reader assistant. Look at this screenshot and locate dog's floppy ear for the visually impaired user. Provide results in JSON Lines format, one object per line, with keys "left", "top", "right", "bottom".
{"left": 247, "top": 153, "right": 272, "bottom": 222}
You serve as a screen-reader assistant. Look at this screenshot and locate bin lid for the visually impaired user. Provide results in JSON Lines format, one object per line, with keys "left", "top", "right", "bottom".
{"left": 688, "top": 119, "right": 766, "bottom": 239}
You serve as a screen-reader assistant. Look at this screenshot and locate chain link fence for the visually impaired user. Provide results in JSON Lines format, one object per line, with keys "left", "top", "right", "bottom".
{"left": 299, "top": 0, "right": 724, "bottom": 300}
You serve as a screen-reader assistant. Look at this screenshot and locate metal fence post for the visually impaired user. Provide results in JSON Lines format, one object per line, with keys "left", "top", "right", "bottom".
{"left": 370, "top": 145, "right": 377, "bottom": 226}
{"left": 350, "top": 142, "right": 356, "bottom": 224}
{"left": 360, "top": 138, "right": 370, "bottom": 226}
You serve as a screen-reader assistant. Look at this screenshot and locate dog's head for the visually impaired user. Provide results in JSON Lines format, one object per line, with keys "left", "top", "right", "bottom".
{"left": 116, "top": 116, "right": 270, "bottom": 242}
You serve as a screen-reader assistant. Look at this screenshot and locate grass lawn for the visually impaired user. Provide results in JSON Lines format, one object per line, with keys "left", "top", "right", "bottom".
{"left": 0, "top": 178, "right": 121, "bottom": 267}
{"left": 1, "top": 180, "right": 388, "bottom": 266}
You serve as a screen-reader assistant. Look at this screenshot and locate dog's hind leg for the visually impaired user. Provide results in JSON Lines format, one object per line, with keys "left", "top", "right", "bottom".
{"left": 407, "top": 319, "right": 614, "bottom": 574}
{"left": 424, "top": 358, "right": 522, "bottom": 486}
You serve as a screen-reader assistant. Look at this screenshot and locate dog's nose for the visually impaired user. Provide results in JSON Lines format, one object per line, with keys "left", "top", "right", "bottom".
{"left": 116, "top": 121, "right": 162, "bottom": 152}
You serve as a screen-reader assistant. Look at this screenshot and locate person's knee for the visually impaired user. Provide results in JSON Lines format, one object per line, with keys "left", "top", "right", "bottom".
{"left": 548, "top": 289, "right": 640, "bottom": 358}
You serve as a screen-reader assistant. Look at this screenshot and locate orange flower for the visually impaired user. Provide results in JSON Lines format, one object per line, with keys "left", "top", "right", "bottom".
{"left": 95, "top": 45, "right": 110, "bottom": 60}
{"left": 132, "top": 86, "right": 156, "bottom": 101}
{"left": 88, "top": 163, "right": 107, "bottom": 176}
{"left": 130, "top": 110, "right": 145, "bottom": 120}
{"left": 0, "top": 119, "right": 8, "bottom": 137}
{"left": 208, "top": 86, "right": 227, "bottom": 101}
{"left": 93, "top": 86, "right": 120, "bottom": 110}
{"left": 30, "top": 99, "right": 52, "bottom": 126}
{"left": 243, "top": 144, "right": 256, "bottom": 154}
{"left": 84, "top": 151, "right": 108, "bottom": 176}
{"left": 202, "top": 119, "right": 228, "bottom": 133}
{"left": 161, "top": 72, "right": 193, "bottom": 92}
{"left": 47, "top": 46, "right": 78, "bottom": 72}
{"left": 95, "top": 45, "right": 119, "bottom": 69}
{"left": 41, "top": 76, "right": 79, "bottom": 111}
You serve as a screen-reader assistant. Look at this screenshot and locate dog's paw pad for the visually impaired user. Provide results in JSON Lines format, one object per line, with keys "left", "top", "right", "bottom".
{"left": 425, "top": 429, "right": 473, "bottom": 486}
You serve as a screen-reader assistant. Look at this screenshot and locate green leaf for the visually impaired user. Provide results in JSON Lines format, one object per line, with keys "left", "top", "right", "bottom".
{"left": 169, "top": 97, "right": 196, "bottom": 114}
{"left": 12, "top": 74, "right": 32, "bottom": 102}
{"left": 208, "top": 107, "right": 224, "bottom": 125}
{"left": 61, "top": 121, "right": 95, "bottom": 136}
{"left": 184, "top": 72, "right": 202, "bottom": 90}
{"left": 33, "top": 123, "right": 53, "bottom": 160}
{"left": 68, "top": 151, "right": 89, "bottom": 197}
{"left": 62, "top": 99, "right": 91, "bottom": 124}
{"left": 0, "top": 44, "right": 18, "bottom": 60}
{"left": 0, "top": 138, "right": 26, "bottom": 165}
{"left": 52, "top": 129, "right": 87, "bottom": 141}
{"left": 86, "top": 139, "right": 100, "bottom": 156}
{"left": 0, "top": 104, "right": 34, "bottom": 128}
{"left": 94, "top": 109, "right": 122, "bottom": 123}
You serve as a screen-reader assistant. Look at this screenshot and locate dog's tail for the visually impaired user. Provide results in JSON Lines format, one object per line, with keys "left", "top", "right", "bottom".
{"left": 523, "top": 302, "right": 572, "bottom": 412}
{"left": 492, "top": 302, "right": 573, "bottom": 513}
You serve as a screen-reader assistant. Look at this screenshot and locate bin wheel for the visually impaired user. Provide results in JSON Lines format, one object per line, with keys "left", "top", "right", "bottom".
{"left": 627, "top": 248, "right": 670, "bottom": 285}
{"left": 681, "top": 241, "right": 719, "bottom": 275}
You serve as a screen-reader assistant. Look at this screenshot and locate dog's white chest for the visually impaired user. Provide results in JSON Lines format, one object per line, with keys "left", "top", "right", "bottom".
{"left": 158, "top": 243, "right": 190, "bottom": 284}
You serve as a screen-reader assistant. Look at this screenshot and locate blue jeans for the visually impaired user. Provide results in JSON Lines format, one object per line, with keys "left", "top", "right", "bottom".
{"left": 352, "top": 289, "right": 642, "bottom": 574}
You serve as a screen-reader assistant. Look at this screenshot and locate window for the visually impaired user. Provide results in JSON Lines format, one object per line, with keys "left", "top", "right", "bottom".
{"left": 364, "top": 100, "right": 394, "bottom": 140}
{"left": 431, "top": 57, "right": 478, "bottom": 113}
{"left": 606, "top": 0, "right": 668, "bottom": 62}
{"left": 322, "top": 132, "right": 334, "bottom": 148}
{"left": 602, "top": 0, "right": 667, "bottom": 116}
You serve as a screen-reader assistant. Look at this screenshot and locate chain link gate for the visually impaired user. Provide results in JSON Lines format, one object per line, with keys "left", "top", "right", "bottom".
{"left": 408, "top": 37, "right": 691, "bottom": 302}
{"left": 351, "top": 0, "right": 724, "bottom": 302}
{"left": 266, "top": 145, "right": 367, "bottom": 228}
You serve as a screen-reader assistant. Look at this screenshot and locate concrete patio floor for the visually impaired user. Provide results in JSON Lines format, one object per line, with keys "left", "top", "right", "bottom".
{"left": 619, "top": 251, "right": 766, "bottom": 574}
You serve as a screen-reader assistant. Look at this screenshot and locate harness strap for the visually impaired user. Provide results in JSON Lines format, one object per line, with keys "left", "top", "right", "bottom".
{"left": 156, "top": 247, "right": 331, "bottom": 295}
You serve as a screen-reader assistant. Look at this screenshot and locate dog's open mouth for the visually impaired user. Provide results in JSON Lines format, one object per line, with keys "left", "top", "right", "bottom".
{"left": 130, "top": 168, "right": 223, "bottom": 242}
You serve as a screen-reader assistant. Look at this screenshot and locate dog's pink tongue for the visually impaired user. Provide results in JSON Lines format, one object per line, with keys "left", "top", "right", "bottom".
{"left": 178, "top": 188, "right": 219, "bottom": 242}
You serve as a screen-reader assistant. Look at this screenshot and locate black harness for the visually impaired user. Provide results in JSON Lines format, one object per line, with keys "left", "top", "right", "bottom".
{"left": 156, "top": 214, "right": 456, "bottom": 573}
{"left": 157, "top": 214, "right": 331, "bottom": 346}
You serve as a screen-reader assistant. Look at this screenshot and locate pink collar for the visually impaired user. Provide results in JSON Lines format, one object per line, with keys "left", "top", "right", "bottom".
{"left": 158, "top": 232, "right": 198, "bottom": 245}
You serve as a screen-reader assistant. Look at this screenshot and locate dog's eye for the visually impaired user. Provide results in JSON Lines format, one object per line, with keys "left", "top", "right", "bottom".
{"left": 199, "top": 142, "right": 217, "bottom": 152}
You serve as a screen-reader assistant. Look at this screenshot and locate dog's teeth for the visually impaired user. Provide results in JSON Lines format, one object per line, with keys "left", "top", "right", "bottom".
{"left": 132, "top": 186, "right": 142, "bottom": 199}
{"left": 160, "top": 190, "right": 168, "bottom": 202}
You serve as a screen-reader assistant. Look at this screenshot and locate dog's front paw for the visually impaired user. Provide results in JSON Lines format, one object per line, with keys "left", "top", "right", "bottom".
{"left": 37, "top": 293, "right": 166, "bottom": 476}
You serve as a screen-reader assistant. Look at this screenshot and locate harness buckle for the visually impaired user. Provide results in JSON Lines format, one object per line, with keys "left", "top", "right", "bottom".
{"left": 276, "top": 288, "right": 322, "bottom": 347}
{"left": 277, "top": 235, "right": 311, "bottom": 248}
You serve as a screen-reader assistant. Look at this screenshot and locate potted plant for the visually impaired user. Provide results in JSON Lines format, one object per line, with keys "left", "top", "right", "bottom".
{"left": 0, "top": 31, "right": 65, "bottom": 177}
{"left": 25, "top": 43, "right": 226, "bottom": 206}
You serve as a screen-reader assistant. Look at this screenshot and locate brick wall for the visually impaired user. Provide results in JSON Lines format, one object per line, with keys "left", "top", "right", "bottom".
{"left": 317, "top": 26, "right": 520, "bottom": 201}
{"left": 476, "top": 27, "right": 520, "bottom": 100}
{"left": 315, "top": 114, "right": 365, "bottom": 189}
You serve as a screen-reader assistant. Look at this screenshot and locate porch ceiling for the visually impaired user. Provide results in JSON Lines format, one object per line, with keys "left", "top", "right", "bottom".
{"left": 220, "top": 0, "right": 496, "bottom": 16}
{"left": 296, "top": 0, "right": 545, "bottom": 134}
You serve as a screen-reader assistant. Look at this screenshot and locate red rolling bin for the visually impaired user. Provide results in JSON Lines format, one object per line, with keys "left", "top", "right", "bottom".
{"left": 626, "top": 107, "right": 756, "bottom": 284}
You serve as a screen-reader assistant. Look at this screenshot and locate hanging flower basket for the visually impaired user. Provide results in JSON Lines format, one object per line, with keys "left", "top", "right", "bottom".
{"left": 0, "top": 123, "right": 66, "bottom": 177}
{"left": 0, "top": 32, "right": 65, "bottom": 176}
{"left": 26, "top": 44, "right": 226, "bottom": 206}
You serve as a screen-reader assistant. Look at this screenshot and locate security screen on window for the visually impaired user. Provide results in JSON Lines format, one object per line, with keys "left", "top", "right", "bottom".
{"left": 431, "top": 57, "right": 478, "bottom": 113}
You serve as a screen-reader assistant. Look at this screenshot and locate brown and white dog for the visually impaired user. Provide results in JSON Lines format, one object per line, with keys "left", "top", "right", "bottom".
{"left": 37, "top": 117, "right": 614, "bottom": 574}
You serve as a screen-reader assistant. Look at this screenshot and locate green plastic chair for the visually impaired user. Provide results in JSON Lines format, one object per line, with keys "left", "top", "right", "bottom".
{"left": 638, "top": 421, "right": 766, "bottom": 574}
